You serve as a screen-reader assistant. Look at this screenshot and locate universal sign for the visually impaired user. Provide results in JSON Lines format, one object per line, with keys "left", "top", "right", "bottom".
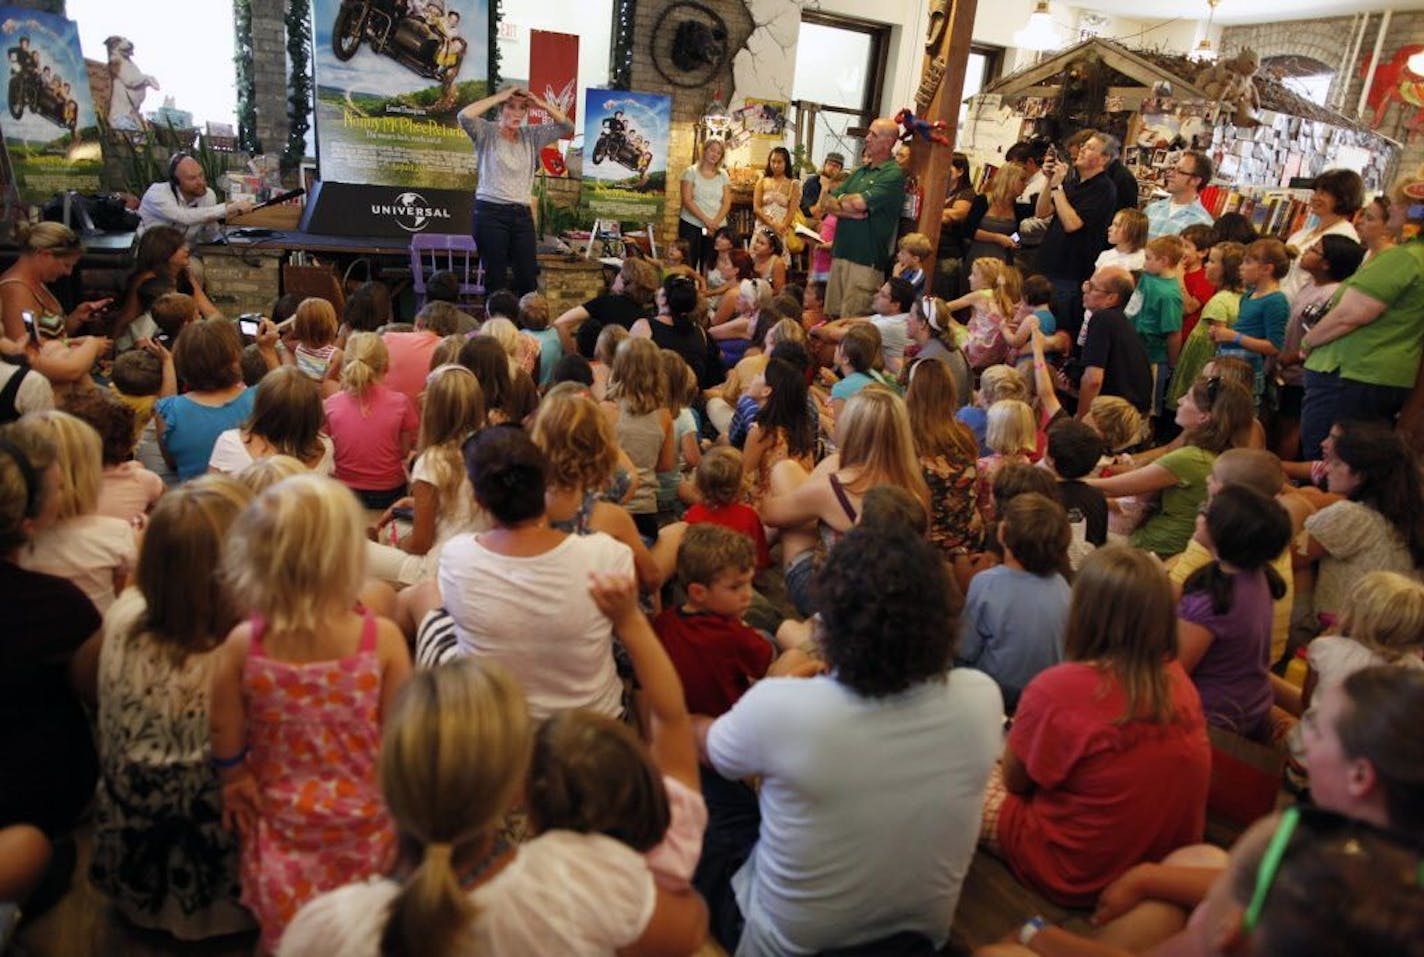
{"left": 301, "top": 182, "right": 474, "bottom": 239}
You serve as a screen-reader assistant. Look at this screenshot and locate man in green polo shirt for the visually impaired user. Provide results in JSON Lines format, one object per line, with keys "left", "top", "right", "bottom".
{"left": 818, "top": 118, "right": 906, "bottom": 318}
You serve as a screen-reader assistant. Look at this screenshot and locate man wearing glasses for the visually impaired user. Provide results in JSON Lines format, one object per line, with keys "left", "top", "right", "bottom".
{"left": 1144, "top": 150, "right": 1216, "bottom": 240}
{"left": 818, "top": 118, "right": 906, "bottom": 318}
{"left": 1074, "top": 266, "right": 1153, "bottom": 417}
{"left": 1035, "top": 132, "right": 1120, "bottom": 345}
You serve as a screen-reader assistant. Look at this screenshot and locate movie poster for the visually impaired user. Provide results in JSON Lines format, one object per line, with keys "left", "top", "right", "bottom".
{"left": 0, "top": 8, "right": 100, "bottom": 202}
{"left": 579, "top": 89, "right": 670, "bottom": 222}
{"left": 310, "top": 0, "right": 490, "bottom": 189}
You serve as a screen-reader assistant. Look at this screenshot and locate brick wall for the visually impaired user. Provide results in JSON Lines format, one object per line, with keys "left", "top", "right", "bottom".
{"left": 201, "top": 246, "right": 284, "bottom": 318}
{"left": 250, "top": 0, "right": 289, "bottom": 154}
{"left": 627, "top": 0, "right": 755, "bottom": 244}
{"left": 1223, "top": 12, "right": 1424, "bottom": 184}
{"left": 540, "top": 257, "right": 609, "bottom": 317}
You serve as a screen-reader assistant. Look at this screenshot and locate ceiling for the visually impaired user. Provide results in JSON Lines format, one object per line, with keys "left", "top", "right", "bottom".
{"left": 1080, "top": 0, "right": 1424, "bottom": 24}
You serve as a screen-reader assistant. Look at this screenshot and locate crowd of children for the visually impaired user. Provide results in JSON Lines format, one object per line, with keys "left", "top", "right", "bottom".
{"left": 2, "top": 163, "right": 1423, "bottom": 957}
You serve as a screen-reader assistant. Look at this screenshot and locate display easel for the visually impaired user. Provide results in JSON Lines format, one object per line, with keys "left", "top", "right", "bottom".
{"left": 586, "top": 220, "right": 659, "bottom": 260}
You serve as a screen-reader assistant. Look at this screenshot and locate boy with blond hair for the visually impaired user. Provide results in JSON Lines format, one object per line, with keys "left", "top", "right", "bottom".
{"left": 893, "top": 232, "right": 932, "bottom": 296}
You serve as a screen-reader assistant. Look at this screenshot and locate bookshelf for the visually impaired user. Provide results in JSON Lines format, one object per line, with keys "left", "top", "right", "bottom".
{"left": 1199, "top": 185, "right": 1314, "bottom": 242}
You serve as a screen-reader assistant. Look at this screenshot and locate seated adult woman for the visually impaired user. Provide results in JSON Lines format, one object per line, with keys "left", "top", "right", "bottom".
{"left": 281, "top": 658, "right": 707, "bottom": 956}
{"left": 710, "top": 278, "right": 771, "bottom": 368}
{"left": 0, "top": 419, "right": 101, "bottom": 842}
{"left": 1296, "top": 419, "right": 1424, "bottom": 631}
{"left": 630, "top": 274, "right": 722, "bottom": 390}
{"left": 904, "top": 295, "right": 971, "bottom": 408}
{"left": 154, "top": 317, "right": 278, "bottom": 481}
{"left": 982, "top": 545, "right": 1210, "bottom": 909}
{"left": 0, "top": 222, "right": 111, "bottom": 382}
{"left": 1085, "top": 377, "right": 1253, "bottom": 558}
{"left": 113, "top": 226, "right": 219, "bottom": 343}
{"left": 700, "top": 523, "right": 1003, "bottom": 954}
{"left": 418, "top": 428, "right": 634, "bottom": 719}
{"left": 207, "top": 366, "right": 333, "bottom": 475}
{"left": 554, "top": 256, "right": 660, "bottom": 359}
{"left": 761, "top": 387, "right": 928, "bottom": 616}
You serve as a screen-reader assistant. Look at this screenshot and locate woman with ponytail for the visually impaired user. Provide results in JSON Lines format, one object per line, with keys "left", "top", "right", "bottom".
{"left": 324, "top": 332, "right": 419, "bottom": 510}
{"left": 280, "top": 657, "right": 707, "bottom": 956}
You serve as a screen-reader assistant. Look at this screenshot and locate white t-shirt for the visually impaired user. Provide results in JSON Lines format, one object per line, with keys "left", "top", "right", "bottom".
{"left": 278, "top": 830, "right": 656, "bottom": 957}
{"left": 707, "top": 669, "right": 1003, "bottom": 955}
{"left": 0, "top": 360, "right": 54, "bottom": 416}
{"left": 20, "top": 513, "right": 137, "bottom": 613}
{"left": 680, "top": 165, "right": 730, "bottom": 229}
{"left": 114, "top": 313, "right": 158, "bottom": 355}
{"left": 1095, "top": 247, "right": 1146, "bottom": 273}
{"left": 207, "top": 429, "right": 335, "bottom": 476}
{"left": 410, "top": 448, "right": 485, "bottom": 550}
{"left": 1307, "top": 635, "right": 1424, "bottom": 696}
{"left": 871, "top": 313, "right": 910, "bottom": 363}
{"left": 437, "top": 531, "right": 633, "bottom": 720}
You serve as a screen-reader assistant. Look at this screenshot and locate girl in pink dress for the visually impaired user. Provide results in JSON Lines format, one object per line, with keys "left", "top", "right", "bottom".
{"left": 210, "top": 473, "right": 411, "bottom": 953}
{"left": 945, "top": 257, "right": 1021, "bottom": 371}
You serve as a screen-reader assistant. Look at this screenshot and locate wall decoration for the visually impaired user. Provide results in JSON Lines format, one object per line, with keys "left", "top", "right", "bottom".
{"left": 735, "top": 98, "right": 786, "bottom": 137}
{"left": 0, "top": 7, "right": 100, "bottom": 202}
{"left": 579, "top": 87, "right": 670, "bottom": 221}
{"left": 1361, "top": 43, "right": 1424, "bottom": 141}
{"left": 310, "top": 0, "right": 490, "bottom": 190}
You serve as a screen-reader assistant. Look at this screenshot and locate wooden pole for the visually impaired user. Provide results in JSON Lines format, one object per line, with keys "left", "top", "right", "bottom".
{"left": 912, "top": 0, "right": 981, "bottom": 282}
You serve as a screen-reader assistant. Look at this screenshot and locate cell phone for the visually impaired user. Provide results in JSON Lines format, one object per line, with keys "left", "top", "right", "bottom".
{"left": 1010, "top": 231, "right": 1021, "bottom": 245}
{"left": 237, "top": 314, "right": 261, "bottom": 338}
{"left": 20, "top": 310, "right": 38, "bottom": 346}
{"left": 154, "top": 332, "right": 172, "bottom": 347}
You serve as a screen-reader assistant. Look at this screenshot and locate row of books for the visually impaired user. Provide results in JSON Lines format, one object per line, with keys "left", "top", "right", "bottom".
{"left": 1199, "top": 186, "right": 1313, "bottom": 240}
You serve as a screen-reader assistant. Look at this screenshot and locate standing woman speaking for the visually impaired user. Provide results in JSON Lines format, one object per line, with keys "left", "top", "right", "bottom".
{"left": 678, "top": 138, "right": 731, "bottom": 274}
{"left": 458, "top": 86, "right": 573, "bottom": 295}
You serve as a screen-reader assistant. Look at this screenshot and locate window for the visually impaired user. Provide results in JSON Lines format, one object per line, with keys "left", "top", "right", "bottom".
{"left": 68, "top": 0, "right": 238, "bottom": 130}
{"left": 1261, "top": 54, "right": 1335, "bottom": 108}
{"left": 960, "top": 45, "right": 1002, "bottom": 128}
{"left": 791, "top": 12, "right": 889, "bottom": 168}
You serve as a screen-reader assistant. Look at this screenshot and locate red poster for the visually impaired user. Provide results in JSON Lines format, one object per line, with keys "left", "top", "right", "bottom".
{"left": 528, "top": 30, "right": 579, "bottom": 127}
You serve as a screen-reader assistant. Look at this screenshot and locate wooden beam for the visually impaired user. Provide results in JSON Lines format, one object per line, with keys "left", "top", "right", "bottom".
{"left": 911, "top": 0, "right": 979, "bottom": 281}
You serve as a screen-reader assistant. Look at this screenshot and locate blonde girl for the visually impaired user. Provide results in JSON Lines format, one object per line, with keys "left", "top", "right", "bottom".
{"left": 92, "top": 476, "right": 254, "bottom": 939}
{"left": 605, "top": 337, "right": 674, "bottom": 539}
{"left": 17, "top": 410, "right": 137, "bottom": 612}
{"left": 530, "top": 387, "right": 664, "bottom": 591}
{"left": 372, "top": 364, "right": 488, "bottom": 582}
{"left": 212, "top": 473, "right": 411, "bottom": 953}
{"left": 975, "top": 398, "right": 1036, "bottom": 524}
{"left": 235, "top": 454, "right": 306, "bottom": 495}
{"left": 658, "top": 349, "right": 701, "bottom": 511}
{"left": 287, "top": 297, "right": 342, "bottom": 394}
{"left": 1096, "top": 208, "right": 1149, "bottom": 273}
{"left": 323, "top": 332, "right": 419, "bottom": 510}
{"left": 762, "top": 387, "right": 929, "bottom": 616}
{"left": 1169, "top": 241, "right": 1245, "bottom": 407}
{"left": 480, "top": 315, "right": 537, "bottom": 378}
{"left": 947, "top": 258, "right": 1021, "bottom": 370}
{"left": 591, "top": 322, "right": 628, "bottom": 401}
{"left": 279, "top": 656, "right": 707, "bottom": 956}
{"left": 1300, "top": 571, "right": 1424, "bottom": 709}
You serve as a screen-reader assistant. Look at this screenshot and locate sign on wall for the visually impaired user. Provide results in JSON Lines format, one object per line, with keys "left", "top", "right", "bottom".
{"left": 310, "top": 0, "right": 489, "bottom": 191}
{"left": 0, "top": 8, "right": 100, "bottom": 202}
{"left": 579, "top": 88, "right": 670, "bottom": 222}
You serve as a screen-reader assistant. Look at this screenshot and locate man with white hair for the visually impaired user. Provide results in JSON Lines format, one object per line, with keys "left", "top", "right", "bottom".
{"left": 817, "top": 118, "right": 906, "bottom": 318}
{"left": 1035, "top": 131, "right": 1119, "bottom": 343}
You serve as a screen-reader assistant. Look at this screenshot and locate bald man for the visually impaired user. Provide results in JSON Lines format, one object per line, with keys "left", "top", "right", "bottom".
{"left": 817, "top": 117, "right": 906, "bottom": 318}
{"left": 137, "top": 155, "right": 253, "bottom": 243}
{"left": 1074, "top": 265, "right": 1153, "bottom": 417}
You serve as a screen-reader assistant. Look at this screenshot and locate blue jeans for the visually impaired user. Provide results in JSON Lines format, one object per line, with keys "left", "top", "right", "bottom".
{"left": 473, "top": 199, "right": 539, "bottom": 295}
{"left": 1299, "top": 368, "right": 1411, "bottom": 460}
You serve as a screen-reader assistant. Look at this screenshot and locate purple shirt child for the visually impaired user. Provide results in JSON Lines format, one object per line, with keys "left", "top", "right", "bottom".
{"left": 1177, "top": 567, "right": 1275, "bottom": 740}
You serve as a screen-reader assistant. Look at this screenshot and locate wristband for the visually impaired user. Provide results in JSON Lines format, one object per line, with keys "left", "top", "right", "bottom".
{"left": 211, "top": 746, "right": 249, "bottom": 769}
{"left": 1233, "top": 331, "right": 1244, "bottom": 346}
{"left": 1018, "top": 915, "right": 1047, "bottom": 945}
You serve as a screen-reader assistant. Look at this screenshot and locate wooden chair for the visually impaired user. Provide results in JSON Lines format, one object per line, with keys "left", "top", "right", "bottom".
{"left": 409, "top": 233, "right": 484, "bottom": 312}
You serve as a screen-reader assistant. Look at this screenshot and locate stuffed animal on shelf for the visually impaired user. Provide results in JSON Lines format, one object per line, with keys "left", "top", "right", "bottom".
{"left": 894, "top": 108, "right": 952, "bottom": 147}
{"left": 1196, "top": 48, "right": 1262, "bottom": 128}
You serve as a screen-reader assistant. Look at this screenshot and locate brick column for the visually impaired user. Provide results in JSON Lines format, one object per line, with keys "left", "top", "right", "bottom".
{"left": 250, "top": 0, "right": 289, "bottom": 154}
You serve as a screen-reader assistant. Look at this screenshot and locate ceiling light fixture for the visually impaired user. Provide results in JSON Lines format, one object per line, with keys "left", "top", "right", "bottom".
{"left": 1014, "top": 1, "right": 1062, "bottom": 53}
{"left": 1192, "top": 0, "right": 1220, "bottom": 62}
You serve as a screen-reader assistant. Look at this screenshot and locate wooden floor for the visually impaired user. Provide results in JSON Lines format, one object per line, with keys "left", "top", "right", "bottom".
{"left": 13, "top": 821, "right": 1079, "bottom": 957}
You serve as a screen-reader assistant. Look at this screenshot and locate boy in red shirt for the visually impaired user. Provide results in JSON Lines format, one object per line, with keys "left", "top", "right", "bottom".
{"left": 655, "top": 524, "right": 808, "bottom": 716}
{"left": 683, "top": 447, "right": 770, "bottom": 569}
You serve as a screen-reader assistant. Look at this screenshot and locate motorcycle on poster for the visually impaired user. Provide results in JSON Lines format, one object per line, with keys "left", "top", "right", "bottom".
{"left": 311, "top": 0, "right": 490, "bottom": 190}
{"left": 578, "top": 89, "right": 670, "bottom": 222}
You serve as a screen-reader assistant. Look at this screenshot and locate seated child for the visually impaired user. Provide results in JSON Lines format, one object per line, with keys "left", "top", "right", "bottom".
{"left": 892, "top": 232, "right": 931, "bottom": 296}
{"left": 653, "top": 523, "right": 782, "bottom": 718}
{"left": 484, "top": 289, "right": 519, "bottom": 324}
{"left": 288, "top": 298, "right": 343, "bottom": 393}
{"left": 956, "top": 363, "right": 1028, "bottom": 456}
{"left": 1045, "top": 418, "right": 1108, "bottom": 554}
{"left": 684, "top": 447, "right": 769, "bottom": 570}
{"left": 114, "top": 275, "right": 175, "bottom": 354}
{"left": 1302, "top": 570, "right": 1424, "bottom": 704}
{"left": 957, "top": 492, "right": 1072, "bottom": 713}
{"left": 1003, "top": 274, "right": 1057, "bottom": 371}
{"left": 1176, "top": 485, "right": 1291, "bottom": 741}
{"left": 518, "top": 292, "right": 563, "bottom": 387}
{"left": 64, "top": 389, "right": 164, "bottom": 525}
{"left": 1128, "top": 235, "right": 1185, "bottom": 417}
{"left": 150, "top": 292, "right": 200, "bottom": 344}
{"left": 975, "top": 398, "right": 1037, "bottom": 524}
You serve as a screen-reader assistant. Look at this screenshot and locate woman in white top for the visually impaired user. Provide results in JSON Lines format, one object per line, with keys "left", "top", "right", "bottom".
{"left": 279, "top": 657, "right": 706, "bottom": 957}
{"left": 1280, "top": 168, "right": 1362, "bottom": 302}
{"left": 207, "top": 366, "right": 334, "bottom": 476}
{"left": 423, "top": 427, "right": 633, "bottom": 718}
{"left": 678, "top": 137, "right": 731, "bottom": 274}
